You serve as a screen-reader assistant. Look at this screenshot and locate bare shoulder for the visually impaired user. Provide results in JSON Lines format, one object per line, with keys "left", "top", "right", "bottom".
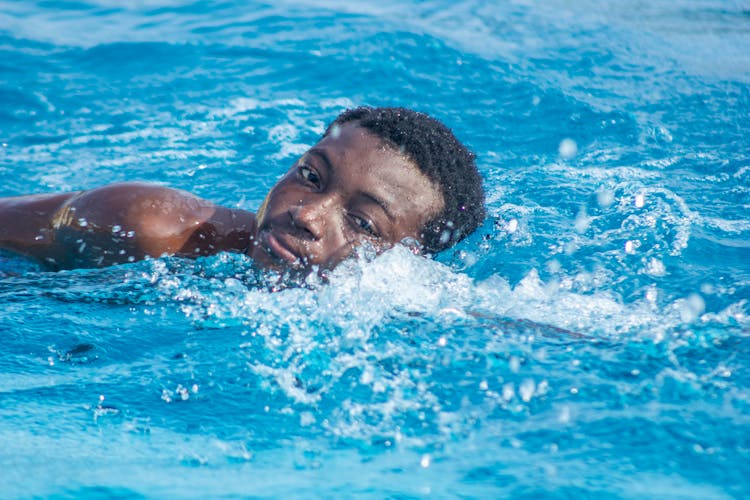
{"left": 58, "top": 182, "right": 217, "bottom": 241}
{"left": 57, "top": 182, "right": 256, "bottom": 261}
{"left": 1, "top": 182, "right": 256, "bottom": 269}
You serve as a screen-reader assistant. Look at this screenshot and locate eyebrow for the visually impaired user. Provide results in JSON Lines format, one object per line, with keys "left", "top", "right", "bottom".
{"left": 307, "top": 147, "right": 396, "bottom": 221}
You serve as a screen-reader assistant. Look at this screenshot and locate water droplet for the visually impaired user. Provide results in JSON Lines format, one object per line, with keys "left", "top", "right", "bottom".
{"left": 502, "top": 383, "right": 515, "bottom": 401}
{"left": 558, "top": 405, "right": 571, "bottom": 423}
{"left": 597, "top": 189, "right": 614, "bottom": 208}
{"left": 574, "top": 207, "right": 590, "bottom": 233}
{"left": 645, "top": 258, "right": 665, "bottom": 276}
{"left": 329, "top": 124, "right": 341, "bottom": 139}
{"left": 558, "top": 138, "right": 578, "bottom": 159}
{"left": 111, "top": 225, "right": 122, "bottom": 233}
{"left": 77, "top": 218, "right": 88, "bottom": 227}
{"left": 519, "top": 379, "right": 535, "bottom": 402}
{"left": 420, "top": 455, "right": 431, "bottom": 468}
{"left": 509, "top": 356, "right": 521, "bottom": 373}
{"left": 439, "top": 230, "right": 451, "bottom": 245}
{"left": 634, "top": 193, "right": 645, "bottom": 208}
{"left": 300, "top": 412, "right": 315, "bottom": 426}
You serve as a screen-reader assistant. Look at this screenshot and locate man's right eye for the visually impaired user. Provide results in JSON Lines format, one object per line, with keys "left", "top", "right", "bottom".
{"left": 298, "top": 165, "right": 321, "bottom": 187}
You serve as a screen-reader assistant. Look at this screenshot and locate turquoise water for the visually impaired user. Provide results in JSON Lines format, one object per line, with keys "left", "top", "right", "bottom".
{"left": 1, "top": 0, "right": 749, "bottom": 497}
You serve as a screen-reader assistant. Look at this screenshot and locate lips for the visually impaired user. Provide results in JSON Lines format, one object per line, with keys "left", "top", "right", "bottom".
{"left": 258, "top": 229, "right": 304, "bottom": 267}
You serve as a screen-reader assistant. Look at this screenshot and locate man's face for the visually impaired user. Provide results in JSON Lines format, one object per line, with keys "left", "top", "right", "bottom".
{"left": 249, "top": 121, "right": 444, "bottom": 270}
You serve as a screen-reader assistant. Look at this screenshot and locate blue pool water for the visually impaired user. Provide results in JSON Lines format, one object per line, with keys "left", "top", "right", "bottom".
{"left": 1, "top": 0, "right": 749, "bottom": 497}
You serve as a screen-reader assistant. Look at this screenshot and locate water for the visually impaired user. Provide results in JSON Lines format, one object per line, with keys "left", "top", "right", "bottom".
{"left": 1, "top": 0, "right": 749, "bottom": 497}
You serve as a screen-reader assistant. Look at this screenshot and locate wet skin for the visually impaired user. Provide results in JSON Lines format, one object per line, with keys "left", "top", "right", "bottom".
{"left": 0, "top": 122, "right": 444, "bottom": 271}
{"left": 249, "top": 122, "right": 444, "bottom": 270}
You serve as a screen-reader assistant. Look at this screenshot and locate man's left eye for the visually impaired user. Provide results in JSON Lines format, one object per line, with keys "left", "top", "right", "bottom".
{"left": 350, "top": 214, "right": 379, "bottom": 237}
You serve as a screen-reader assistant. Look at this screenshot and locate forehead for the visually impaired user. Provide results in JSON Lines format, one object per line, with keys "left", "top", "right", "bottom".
{"left": 311, "top": 122, "right": 444, "bottom": 229}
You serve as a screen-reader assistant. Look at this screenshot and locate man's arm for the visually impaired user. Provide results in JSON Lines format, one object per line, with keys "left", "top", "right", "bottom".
{"left": 0, "top": 182, "right": 256, "bottom": 269}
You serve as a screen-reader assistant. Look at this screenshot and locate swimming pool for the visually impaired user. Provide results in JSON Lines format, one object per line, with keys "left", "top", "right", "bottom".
{"left": 1, "top": 0, "right": 748, "bottom": 497}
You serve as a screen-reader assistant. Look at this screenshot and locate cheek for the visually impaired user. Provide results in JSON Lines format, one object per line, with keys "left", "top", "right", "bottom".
{"left": 255, "top": 194, "right": 272, "bottom": 223}
{"left": 256, "top": 178, "right": 296, "bottom": 223}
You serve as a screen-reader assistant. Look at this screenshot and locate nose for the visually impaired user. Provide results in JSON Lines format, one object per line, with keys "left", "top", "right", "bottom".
{"left": 288, "top": 195, "right": 335, "bottom": 241}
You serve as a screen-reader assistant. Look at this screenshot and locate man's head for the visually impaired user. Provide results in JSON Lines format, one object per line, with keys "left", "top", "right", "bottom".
{"left": 250, "top": 106, "right": 485, "bottom": 270}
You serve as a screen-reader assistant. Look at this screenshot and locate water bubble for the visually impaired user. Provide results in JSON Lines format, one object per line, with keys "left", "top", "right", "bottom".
{"left": 360, "top": 367, "right": 374, "bottom": 384}
{"left": 509, "top": 356, "right": 521, "bottom": 373}
{"left": 574, "top": 206, "right": 590, "bottom": 233}
{"left": 546, "top": 259, "right": 562, "bottom": 274}
{"left": 437, "top": 336, "right": 447, "bottom": 347}
{"left": 479, "top": 380, "right": 488, "bottom": 391}
{"left": 176, "top": 384, "right": 190, "bottom": 401}
{"left": 439, "top": 230, "right": 451, "bottom": 245}
{"left": 502, "top": 383, "right": 515, "bottom": 401}
{"left": 420, "top": 455, "right": 431, "bottom": 468}
{"left": 624, "top": 240, "right": 638, "bottom": 254}
{"left": 300, "top": 411, "right": 315, "bottom": 426}
{"left": 558, "top": 405, "right": 571, "bottom": 423}
{"left": 597, "top": 189, "right": 615, "bottom": 208}
{"left": 519, "top": 379, "right": 535, "bottom": 402}
{"left": 634, "top": 193, "right": 645, "bottom": 208}
{"left": 679, "top": 293, "right": 706, "bottom": 323}
{"left": 558, "top": 138, "right": 578, "bottom": 159}
{"left": 645, "top": 258, "right": 666, "bottom": 277}
{"left": 459, "top": 250, "right": 477, "bottom": 266}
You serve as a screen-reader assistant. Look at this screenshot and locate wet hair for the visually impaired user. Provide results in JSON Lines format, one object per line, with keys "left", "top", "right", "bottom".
{"left": 324, "top": 106, "right": 485, "bottom": 254}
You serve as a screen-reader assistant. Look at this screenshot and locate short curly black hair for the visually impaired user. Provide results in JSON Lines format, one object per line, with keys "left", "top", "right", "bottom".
{"left": 324, "top": 106, "right": 485, "bottom": 254}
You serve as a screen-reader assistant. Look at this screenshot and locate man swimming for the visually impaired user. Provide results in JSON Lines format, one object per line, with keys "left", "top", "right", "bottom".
{"left": 0, "top": 107, "right": 485, "bottom": 271}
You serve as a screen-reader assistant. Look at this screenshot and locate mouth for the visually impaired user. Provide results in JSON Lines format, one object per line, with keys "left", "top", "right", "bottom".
{"left": 258, "top": 229, "right": 304, "bottom": 268}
